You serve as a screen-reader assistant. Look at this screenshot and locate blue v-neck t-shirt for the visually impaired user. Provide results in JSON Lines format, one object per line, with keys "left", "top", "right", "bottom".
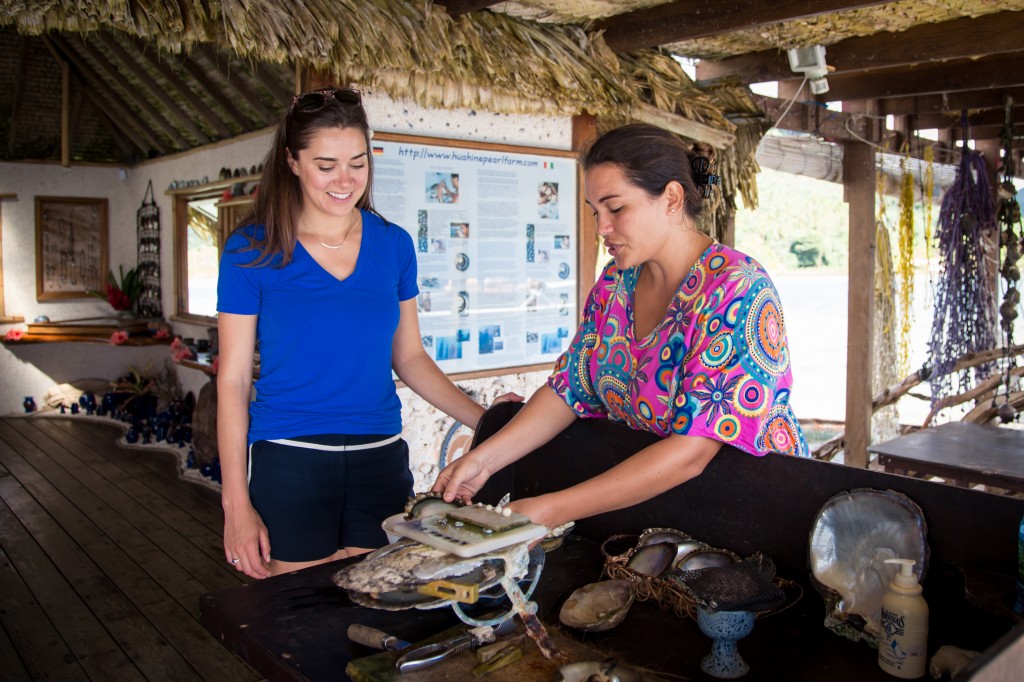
{"left": 217, "top": 210, "right": 419, "bottom": 443}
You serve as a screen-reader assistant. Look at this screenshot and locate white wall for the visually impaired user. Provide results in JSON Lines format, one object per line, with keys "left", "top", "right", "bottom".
{"left": 1, "top": 92, "right": 569, "bottom": 488}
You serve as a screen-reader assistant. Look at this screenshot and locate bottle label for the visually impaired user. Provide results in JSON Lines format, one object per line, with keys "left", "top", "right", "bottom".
{"left": 879, "top": 607, "right": 926, "bottom": 673}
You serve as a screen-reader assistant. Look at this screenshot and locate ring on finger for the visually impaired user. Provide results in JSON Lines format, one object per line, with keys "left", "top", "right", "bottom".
{"left": 230, "top": 558, "right": 240, "bottom": 564}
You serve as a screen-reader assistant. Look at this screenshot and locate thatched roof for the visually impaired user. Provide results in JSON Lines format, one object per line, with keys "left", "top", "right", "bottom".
{"left": 2, "top": 1, "right": 1022, "bottom": 223}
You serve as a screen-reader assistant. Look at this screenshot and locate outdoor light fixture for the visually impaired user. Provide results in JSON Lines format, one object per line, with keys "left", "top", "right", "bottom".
{"left": 787, "top": 45, "right": 830, "bottom": 95}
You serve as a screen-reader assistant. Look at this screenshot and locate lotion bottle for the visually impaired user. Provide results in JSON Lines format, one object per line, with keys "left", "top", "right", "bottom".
{"left": 878, "top": 558, "right": 928, "bottom": 679}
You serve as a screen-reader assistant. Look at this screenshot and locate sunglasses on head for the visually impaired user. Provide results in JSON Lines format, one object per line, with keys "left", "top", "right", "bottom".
{"left": 289, "top": 88, "right": 362, "bottom": 114}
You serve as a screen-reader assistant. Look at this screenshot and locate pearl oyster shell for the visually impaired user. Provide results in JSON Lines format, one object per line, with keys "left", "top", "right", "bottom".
{"left": 403, "top": 491, "right": 465, "bottom": 519}
{"left": 626, "top": 542, "right": 676, "bottom": 577}
{"left": 808, "top": 488, "right": 929, "bottom": 642}
{"left": 333, "top": 538, "right": 502, "bottom": 610}
{"left": 558, "top": 579, "right": 634, "bottom": 632}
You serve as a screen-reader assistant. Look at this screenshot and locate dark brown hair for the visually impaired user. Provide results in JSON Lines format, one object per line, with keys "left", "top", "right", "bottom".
{"left": 581, "top": 123, "right": 717, "bottom": 221}
{"left": 236, "top": 89, "right": 377, "bottom": 266}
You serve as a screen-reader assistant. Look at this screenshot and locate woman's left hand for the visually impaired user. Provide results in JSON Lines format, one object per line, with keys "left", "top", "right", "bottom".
{"left": 491, "top": 392, "right": 524, "bottom": 406}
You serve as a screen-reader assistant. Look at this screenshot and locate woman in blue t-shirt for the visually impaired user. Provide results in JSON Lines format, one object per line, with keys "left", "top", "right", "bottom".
{"left": 217, "top": 88, "right": 519, "bottom": 579}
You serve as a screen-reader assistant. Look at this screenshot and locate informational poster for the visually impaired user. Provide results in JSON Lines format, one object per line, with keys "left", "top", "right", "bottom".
{"left": 372, "top": 133, "right": 578, "bottom": 375}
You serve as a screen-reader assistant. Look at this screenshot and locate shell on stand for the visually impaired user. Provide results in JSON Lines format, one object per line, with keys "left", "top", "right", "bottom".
{"left": 558, "top": 579, "right": 635, "bottom": 632}
{"left": 808, "top": 488, "right": 929, "bottom": 642}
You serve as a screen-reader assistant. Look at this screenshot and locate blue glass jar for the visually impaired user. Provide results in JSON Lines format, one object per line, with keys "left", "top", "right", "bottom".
{"left": 22, "top": 396, "right": 36, "bottom": 413}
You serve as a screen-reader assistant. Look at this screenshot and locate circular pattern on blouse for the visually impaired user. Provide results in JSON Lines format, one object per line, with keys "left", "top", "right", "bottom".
{"left": 735, "top": 281, "right": 789, "bottom": 383}
{"left": 680, "top": 266, "right": 706, "bottom": 300}
{"left": 701, "top": 333, "right": 733, "bottom": 369}
{"left": 714, "top": 414, "right": 741, "bottom": 441}
{"left": 706, "top": 313, "right": 724, "bottom": 337}
{"left": 707, "top": 252, "right": 728, "bottom": 274}
{"left": 755, "top": 405, "right": 801, "bottom": 456}
{"left": 598, "top": 373, "right": 629, "bottom": 419}
{"left": 734, "top": 375, "right": 770, "bottom": 417}
{"left": 637, "top": 397, "right": 655, "bottom": 421}
{"left": 724, "top": 299, "right": 742, "bottom": 328}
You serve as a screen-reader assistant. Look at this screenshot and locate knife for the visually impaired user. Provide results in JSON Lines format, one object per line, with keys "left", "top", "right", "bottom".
{"left": 346, "top": 623, "right": 411, "bottom": 651}
{"left": 395, "top": 618, "right": 516, "bottom": 673}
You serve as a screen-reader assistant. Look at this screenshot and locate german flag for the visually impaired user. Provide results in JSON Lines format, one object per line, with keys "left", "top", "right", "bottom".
{"left": 372, "top": 146, "right": 385, "bottom": 156}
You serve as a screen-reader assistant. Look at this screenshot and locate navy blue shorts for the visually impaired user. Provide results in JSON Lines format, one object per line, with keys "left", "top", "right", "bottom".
{"left": 248, "top": 434, "right": 413, "bottom": 562}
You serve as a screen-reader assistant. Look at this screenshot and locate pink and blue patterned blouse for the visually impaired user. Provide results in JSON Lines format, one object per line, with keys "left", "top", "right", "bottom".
{"left": 548, "top": 242, "right": 809, "bottom": 458}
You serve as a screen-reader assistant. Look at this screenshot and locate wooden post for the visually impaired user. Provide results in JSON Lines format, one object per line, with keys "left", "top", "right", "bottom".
{"left": 572, "top": 113, "right": 597, "bottom": 319}
{"left": 61, "top": 58, "right": 70, "bottom": 167}
{"left": 843, "top": 139, "right": 876, "bottom": 468}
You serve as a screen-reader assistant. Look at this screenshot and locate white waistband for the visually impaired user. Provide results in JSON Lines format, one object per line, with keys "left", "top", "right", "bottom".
{"left": 265, "top": 434, "right": 401, "bottom": 452}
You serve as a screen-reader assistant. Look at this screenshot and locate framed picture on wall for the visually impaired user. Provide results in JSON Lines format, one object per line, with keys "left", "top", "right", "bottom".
{"left": 35, "top": 196, "right": 108, "bottom": 300}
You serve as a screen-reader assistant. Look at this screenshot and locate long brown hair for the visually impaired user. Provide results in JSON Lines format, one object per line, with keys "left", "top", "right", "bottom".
{"left": 581, "top": 123, "right": 718, "bottom": 222}
{"left": 236, "top": 89, "right": 377, "bottom": 266}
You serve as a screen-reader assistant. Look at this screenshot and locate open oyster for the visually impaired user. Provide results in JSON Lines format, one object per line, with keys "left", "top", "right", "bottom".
{"left": 333, "top": 539, "right": 503, "bottom": 610}
{"left": 404, "top": 491, "right": 466, "bottom": 519}
{"left": 809, "top": 488, "right": 929, "bottom": 643}
{"left": 559, "top": 579, "right": 635, "bottom": 632}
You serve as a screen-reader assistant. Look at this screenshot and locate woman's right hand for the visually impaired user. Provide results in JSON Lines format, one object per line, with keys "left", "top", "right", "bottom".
{"left": 431, "top": 450, "right": 492, "bottom": 504}
{"left": 223, "top": 503, "right": 272, "bottom": 579}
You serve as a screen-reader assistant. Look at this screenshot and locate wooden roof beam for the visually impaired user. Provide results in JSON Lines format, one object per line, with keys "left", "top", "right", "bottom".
{"left": 129, "top": 38, "right": 232, "bottom": 139}
{"left": 632, "top": 103, "right": 735, "bottom": 148}
{"left": 195, "top": 44, "right": 276, "bottom": 125}
{"left": 8, "top": 38, "right": 29, "bottom": 157}
{"left": 72, "top": 37, "right": 188, "bottom": 149}
{"left": 596, "top": 0, "right": 889, "bottom": 54}
{"left": 952, "top": 122, "right": 1024, "bottom": 143}
{"left": 43, "top": 34, "right": 165, "bottom": 156}
{"left": 804, "top": 52, "right": 1024, "bottom": 103}
{"left": 250, "top": 62, "right": 293, "bottom": 107}
{"left": 756, "top": 95, "right": 875, "bottom": 143}
{"left": 880, "top": 87, "right": 1024, "bottom": 117}
{"left": 176, "top": 52, "right": 253, "bottom": 131}
{"left": 913, "top": 107, "right": 1024, "bottom": 132}
{"left": 697, "top": 10, "right": 1024, "bottom": 85}
{"left": 95, "top": 32, "right": 212, "bottom": 146}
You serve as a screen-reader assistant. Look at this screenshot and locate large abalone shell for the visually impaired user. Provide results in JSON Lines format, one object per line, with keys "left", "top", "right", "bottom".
{"left": 558, "top": 579, "right": 634, "bottom": 632}
{"left": 808, "top": 488, "right": 929, "bottom": 642}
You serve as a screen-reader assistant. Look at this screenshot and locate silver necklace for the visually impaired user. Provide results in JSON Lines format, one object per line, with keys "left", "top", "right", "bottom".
{"left": 314, "top": 231, "right": 346, "bottom": 249}
{"left": 308, "top": 215, "right": 360, "bottom": 249}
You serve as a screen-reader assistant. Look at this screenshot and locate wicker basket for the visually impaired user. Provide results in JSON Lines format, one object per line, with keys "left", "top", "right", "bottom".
{"left": 599, "top": 533, "right": 801, "bottom": 621}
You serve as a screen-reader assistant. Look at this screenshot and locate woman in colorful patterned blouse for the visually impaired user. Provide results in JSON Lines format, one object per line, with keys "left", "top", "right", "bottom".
{"left": 433, "top": 123, "right": 808, "bottom": 530}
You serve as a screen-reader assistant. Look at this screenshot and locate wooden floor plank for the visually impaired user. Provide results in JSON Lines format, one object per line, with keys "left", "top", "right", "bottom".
{"left": 0, "top": 493, "right": 142, "bottom": 681}
{"left": 3, "top": 419, "right": 223, "bottom": 608}
{"left": 0, "top": 437, "right": 201, "bottom": 681}
{"left": 27, "top": 418, "right": 244, "bottom": 592}
{"left": 0, "top": 618, "right": 33, "bottom": 682}
{"left": 0, "top": 419, "right": 260, "bottom": 682}
{"left": 60, "top": 418, "right": 226, "bottom": 533}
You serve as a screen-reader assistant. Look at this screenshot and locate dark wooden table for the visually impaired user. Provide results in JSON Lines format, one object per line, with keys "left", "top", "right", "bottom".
{"left": 199, "top": 534, "right": 1020, "bottom": 682}
{"left": 868, "top": 422, "right": 1024, "bottom": 494}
